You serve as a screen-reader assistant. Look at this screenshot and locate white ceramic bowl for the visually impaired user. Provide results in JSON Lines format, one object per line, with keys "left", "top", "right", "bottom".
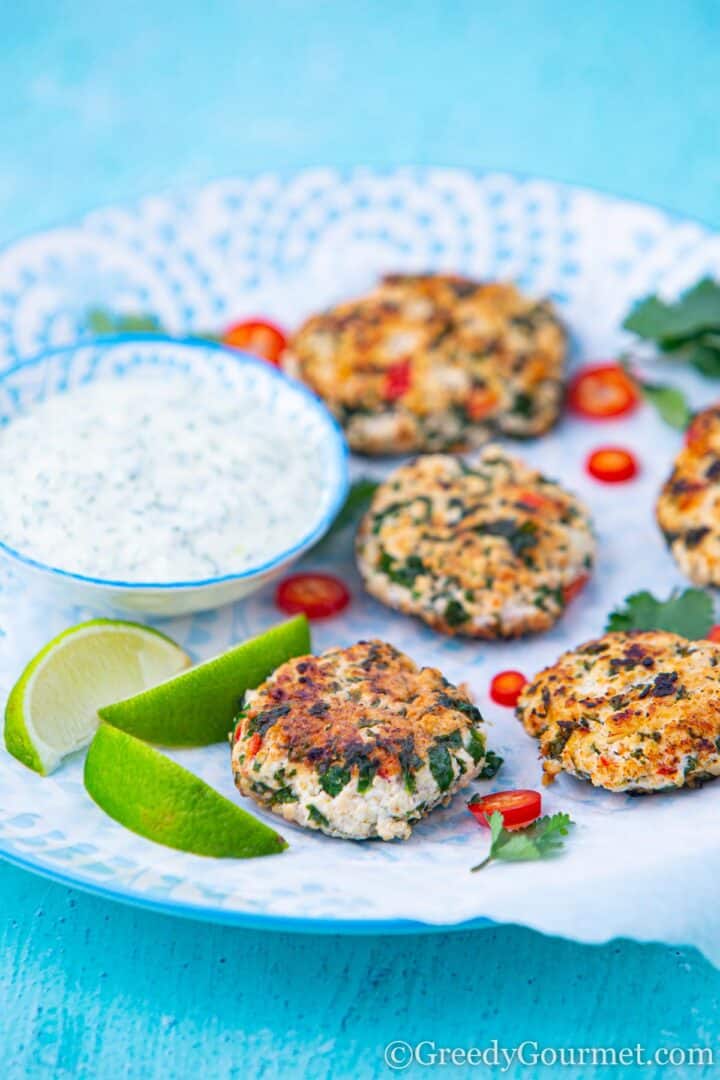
{"left": 0, "top": 336, "right": 349, "bottom": 616}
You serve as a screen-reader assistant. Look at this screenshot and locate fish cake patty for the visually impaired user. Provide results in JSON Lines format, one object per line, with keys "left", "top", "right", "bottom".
{"left": 284, "top": 274, "right": 566, "bottom": 455}
{"left": 231, "top": 639, "right": 488, "bottom": 840}
{"left": 657, "top": 405, "right": 720, "bottom": 584}
{"left": 355, "top": 447, "right": 595, "bottom": 638}
{"left": 517, "top": 630, "right": 720, "bottom": 791}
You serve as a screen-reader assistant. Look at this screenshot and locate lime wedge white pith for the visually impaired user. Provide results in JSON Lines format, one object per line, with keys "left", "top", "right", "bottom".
{"left": 4, "top": 620, "right": 191, "bottom": 775}
{"left": 85, "top": 723, "right": 287, "bottom": 858}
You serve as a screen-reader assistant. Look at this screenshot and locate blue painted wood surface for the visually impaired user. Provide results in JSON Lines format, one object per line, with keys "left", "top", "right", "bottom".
{"left": 2, "top": 2, "right": 720, "bottom": 1076}
{"left": 3, "top": 860, "right": 720, "bottom": 1079}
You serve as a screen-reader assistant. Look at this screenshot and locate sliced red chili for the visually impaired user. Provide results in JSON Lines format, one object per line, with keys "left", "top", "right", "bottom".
{"left": 568, "top": 363, "right": 639, "bottom": 420}
{"left": 246, "top": 732, "right": 263, "bottom": 758}
{"left": 468, "top": 789, "right": 542, "bottom": 831}
{"left": 383, "top": 359, "right": 412, "bottom": 400}
{"left": 276, "top": 572, "right": 350, "bottom": 620}
{"left": 490, "top": 670, "right": 528, "bottom": 708}
{"left": 222, "top": 318, "right": 287, "bottom": 366}
{"left": 563, "top": 573, "right": 590, "bottom": 605}
{"left": 466, "top": 386, "right": 498, "bottom": 421}
{"left": 586, "top": 446, "right": 638, "bottom": 483}
{"left": 515, "top": 489, "right": 547, "bottom": 511}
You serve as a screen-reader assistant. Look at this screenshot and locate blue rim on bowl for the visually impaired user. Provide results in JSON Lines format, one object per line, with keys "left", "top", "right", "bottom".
{"left": 0, "top": 334, "right": 350, "bottom": 591}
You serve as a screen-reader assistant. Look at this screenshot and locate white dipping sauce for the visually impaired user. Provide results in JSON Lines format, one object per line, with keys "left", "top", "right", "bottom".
{"left": 0, "top": 373, "right": 328, "bottom": 582}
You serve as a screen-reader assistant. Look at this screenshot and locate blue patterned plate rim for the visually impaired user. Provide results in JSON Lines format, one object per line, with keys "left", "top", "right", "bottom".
{"left": 0, "top": 334, "right": 350, "bottom": 590}
{"left": 0, "top": 843, "right": 493, "bottom": 934}
{"left": 0, "top": 165, "right": 716, "bottom": 256}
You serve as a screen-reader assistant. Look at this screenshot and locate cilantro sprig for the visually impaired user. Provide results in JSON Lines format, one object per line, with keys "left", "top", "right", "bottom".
{"left": 634, "top": 377, "right": 692, "bottom": 430}
{"left": 606, "top": 588, "right": 713, "bottom": 639}
{"left": 623, "top": 277, "right": 720, "bottom": 379}
{"left": 310, "top": 478, "right": 380, "bottom": 556}
{"left": 620, "top": 359, "right": 692, "bottom": 431}
{"left": 86, "top": 307, "right": 220, "bottom": 341}
{"left": 329, "top": 479, "right": 380, "bottom": 535}
{"left": 470, "top": 811, "right": 574, "bottom": 873}
{"left": 478, "top": 750, "right": 504, "bottom": 780}
{"left": 87, "top": 308, "right": 165, "bottom": 335}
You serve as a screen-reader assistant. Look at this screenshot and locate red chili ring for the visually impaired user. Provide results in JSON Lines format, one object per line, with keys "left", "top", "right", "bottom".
{"left": 586, "top": 446, "right": 638, "bottom": 483}
{"left": 490, "top": 670, "right": 528, "bottom": 708}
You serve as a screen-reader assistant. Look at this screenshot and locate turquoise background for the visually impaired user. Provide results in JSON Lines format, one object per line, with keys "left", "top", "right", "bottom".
{"left": 2, "top": 2, "right": 720, "bottom": 1077}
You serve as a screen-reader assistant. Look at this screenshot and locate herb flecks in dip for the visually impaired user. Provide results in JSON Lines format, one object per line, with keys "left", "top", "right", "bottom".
{"left": 0, "top": 373, "right": 327, "bottom": 583}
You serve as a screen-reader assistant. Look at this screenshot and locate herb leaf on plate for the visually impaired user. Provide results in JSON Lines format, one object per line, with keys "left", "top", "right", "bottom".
{"left": 635, "top": 378, "right": 692, "bottom": 430}
{"left": 330, "top": 478, "right": 379, "bottom": 535}
{"left": 617, "top": 359, "right": 692, "bottom": 430}
{"left": 478, "top": 750, "right": 504, "bottom": 780}
{"left": 310, "top": 478, "right": 380, "bottom": 555}
{"left": 624, "top": 278, "right": 720, "bottom": 343}
{"left": 686, "top": 341, "right": 720, "bottom": 378}
{"left": 86, "top": 307, "right": 220, "bottom": 342}
{"left": 470, "top": 811, "right": 574, "bottom": 873}
{"left": 87, "top": 307, "right": 164, "bottom": 335}
{"left": 623, "top": 278, "right": 720, "bottom": 378}
{"left": 606, "top": 588, "right": 713, "bottom": 639}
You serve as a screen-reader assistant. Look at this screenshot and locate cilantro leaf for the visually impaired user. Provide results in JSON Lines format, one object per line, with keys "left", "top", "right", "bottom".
{"left": 86, "top": 307, "right": 220, "bottom": 343}
{"left": 86, "top": 308, "right": 119, "bottom": 334}
{"left": 624, "top": 279, "right": 720, "bottom": 345}
{"left": 322, "top": 478, "right": 379, "bottom": 542}
{"left": 494, "top": 813, "right": 573, "bottom": 860}
{"left": 307, "top": 804, "right": 329, "bottom": 827}
{"left": 428, "top": 741, "right": 455, "bottom": 792}
{"left": 606, "top": 588, "right": 713, "bottom": 639}
{"left": 623, "top": 295, "right": 677, "bottom": 341}
{"left": 478, "top": 749, "right": 504, "bottom": 779}
{"left": 87, "top": 307, "right": 164, "bottom": 335}
{"left": 623, "top": 279, "right": 720, "bottom": 380}
{"left": 319, "top": 764, "right": 351, "bottom": 797}
{"left": 308, "top": 477, "right": 380, "bottom": 555}
{"left": 466, "top": 727, "right": 487, "bottom": 765}
{"left": 615, "top": 360, "right": 692, "bottom": 431}
{"left": 637, "top": 380, "right": 692, "bottom": 430}
{"left": 444, "top": 598, "right": 470, "bottom": 627}
{"left": 379, "top": 551, "right": 427, "bottom": 587}
{"left": 478, "top": 519, "right": 538, "bottom": 559}
{"left": 487, "top": 808, "right": 504, "bottom": 846}
{"left": 470, "top": 811, "right": 574, "bottom": 872}
{"left": 333, "top": 479, "right": 379, "bottom": 532}
{"left": 687, "top": 342, "right": 720, "bottom": 378}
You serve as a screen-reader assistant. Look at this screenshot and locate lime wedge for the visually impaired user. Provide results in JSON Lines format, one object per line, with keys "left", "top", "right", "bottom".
{"left": 98, "top": 615, "right": 310, "bottom": 746}
{"left": 85, "top": 723, "right": 286, "bottom": 857}
{"left": 4, "top": 619, "right": 191, "bottom": 776}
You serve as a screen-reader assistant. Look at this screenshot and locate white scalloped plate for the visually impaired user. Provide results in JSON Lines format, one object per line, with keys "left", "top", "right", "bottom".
{"left": 1, "top": 169, "right": 720, "bottom": 952}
